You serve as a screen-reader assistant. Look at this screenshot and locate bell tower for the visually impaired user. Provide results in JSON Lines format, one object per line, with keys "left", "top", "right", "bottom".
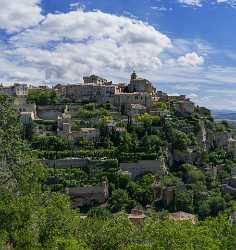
{"left": 130, "top": 70, "right": 137, "bottom": 81}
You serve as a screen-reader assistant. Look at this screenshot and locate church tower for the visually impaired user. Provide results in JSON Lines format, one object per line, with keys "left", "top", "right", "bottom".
{"left": 130, "top": 70, "right": 137, "bottom": 81}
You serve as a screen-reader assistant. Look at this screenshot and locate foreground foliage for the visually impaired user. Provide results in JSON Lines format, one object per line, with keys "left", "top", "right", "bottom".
{"left": 0, "top": 95, "right": 235, "bottom": 249}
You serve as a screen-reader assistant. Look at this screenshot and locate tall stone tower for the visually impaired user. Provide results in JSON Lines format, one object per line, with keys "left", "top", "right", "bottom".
{"left": 130, "top": 71, "right": 137, "bottom": 81}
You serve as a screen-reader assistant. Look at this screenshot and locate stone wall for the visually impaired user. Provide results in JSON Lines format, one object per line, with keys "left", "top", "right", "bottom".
{"left": 42, "top": 158, "right": 118, "bottom": 170}
{"left": 42, "top": 158, "right": 90, "bottom": 168}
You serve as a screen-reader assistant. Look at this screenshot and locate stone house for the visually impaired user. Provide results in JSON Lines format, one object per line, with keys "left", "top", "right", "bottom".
{"left": 171, "top": 148, "right": 202, "bottom": 165}
{"left": 76, "top": 128, "right": 100, "bottom": 143}
{"left": 59, "top": 83, "right": 118, "bottom": 104}
{"left": 228, "top": 137, "right": 236, "bottom": 154}
{"left": 127, "top": 103, "right": 147, "bottom": 117}
{"left": 152, "top": 179, "right": 175, "bottom": 208}
{"left": 149, "top": 109, "right": 170, "bottom": 118}
{"left": 128, "top": 71, "right": 156, "bottom": 94}
{"left": 128, "top": 208, "right": 146, "bottom": 224}
{"left": 229, "top": 211, "right": 236, "bottom": 225}
{"left": 169, "top": 211, "right": 197, "bottom": 224}
{"left": 57, "top": 110, "right": 72, "bottom": 137}
{"left": 0, "top": 83, "right": 28, "bottom": 96}
{"left": 28, "top": 85, "right": 50, "bottom": 94}
{"left": 113, "top": 92, "right": 152, "bottom": 114}
{"left": 172, "top": 99, "right": 195, "bottom": 116}
{"left": 65, "top": 181, "right": 109, "bottom": 208}
{"left": 156, "top": 91, "right": 169, "bottom": 102}
{"left": 83, "top": 74, "right": 112, "bottom": 85}
{"left": 120, "top": 159, "right": 164, "bottom": 179}
{"left": 222, "top": 175, "right": 236, "bottom": 197}
{"left": 14, "top": 97, "right": 36, "bottom": 116}
{"left": 20, "top": 112, "right": 35, "bottom": 125}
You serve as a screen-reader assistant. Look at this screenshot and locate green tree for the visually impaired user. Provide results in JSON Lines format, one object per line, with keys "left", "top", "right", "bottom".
{"left": 172, "top": 130, "right": 190, "bottom": 150}
{"left": 175, "top": 188, "right": 194, "bottom": 213}
{"left": 108, "top": 189, "right": 135, "bottom": 212}
{"left": 141, "top": 134, "right": 162, "bottom": 153}
{"left": 31, "top": 136, "right": 72, "bottom": 151}
{"left": 87, "top": 207, "right": 112, "bottom": 219}
{"left": 27, "top": 90, "right": 58, "bottom": 105}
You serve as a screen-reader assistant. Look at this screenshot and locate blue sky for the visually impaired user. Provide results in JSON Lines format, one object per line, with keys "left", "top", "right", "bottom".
{"left": 1, "top": 0, "right": 236, "bottom": 110}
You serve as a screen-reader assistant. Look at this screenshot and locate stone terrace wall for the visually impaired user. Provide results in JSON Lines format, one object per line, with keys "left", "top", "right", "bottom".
{"left": 42, "top": 158, "right": 118, "bottom": 170}
{"left": 42, "top": 158, "right": 90, "bottom": 168}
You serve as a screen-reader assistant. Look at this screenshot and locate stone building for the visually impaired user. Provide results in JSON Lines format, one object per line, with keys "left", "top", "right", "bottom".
{"left": 228, "top": 138, "right": 236, "bottom": 154}
{"left": 127, "top": 103, "right": 147, "bottom": 117}
{"left": 0, "top": 83, "right": 28, "bottom": 96}
{"left": 214, "top": 131, "right": 236, "bottom": 154}
{"left": 14, "top": 97, "right": 37, "bottom": 116}
{"left": 65, "top": 181, "right": 109, "bottom": 208}
{"left": 120, "top": 159, "right": 164, "bottom": 179}
{"left": 128, "top": 208, "right": 146, "bottom": 224}
{"left": 169, "top": 211, "right": 197, "bottom": 224}
{"left": 57, "top": 108, "right": 72, "bottom": 138}
{"left": 20, "top": 112, "right": 35, "bottom": 125}
{"left": 156, "top": 91, "right": 169, "bottom": 102}
{"left": 83, "top": 74, "right": 112, "bottom": 85}
{"left": 77, "top": 128, "right": 100, "bottom": 143}
{"left": 128, "top": 71, "right": 156, "bottom": 93}
{"left": 60, "top": 83, "right": 118, "bottom": 104}
{"left": 149, "top": 109, "right": 170, "bottom": 118}
{"left": 28, "top": 85, "right": 50, "bottom": 93}
{"left": 152, "top": 177, "right": 175, "bottom": 208}
{"left": 113, "top": 92, "right": 152, "bottom": 114}
{"left": 172, "top": 99, "right": 195, "bottom": 116}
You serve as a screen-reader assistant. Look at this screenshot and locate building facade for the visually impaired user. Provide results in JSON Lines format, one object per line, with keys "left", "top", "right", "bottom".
{"left": 128, "top": 71, "right": 156, "bottom": 93}
{"left": 0, "top": 83, "right": 28, "bottom": 96}
{"left": 83, "top": 74, "right": 112, "bottom": 85}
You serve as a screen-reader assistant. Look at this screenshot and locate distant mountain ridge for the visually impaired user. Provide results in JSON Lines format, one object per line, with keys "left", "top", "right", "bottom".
{"left": 212, "top": 110, "right": 236, "bottom": 121}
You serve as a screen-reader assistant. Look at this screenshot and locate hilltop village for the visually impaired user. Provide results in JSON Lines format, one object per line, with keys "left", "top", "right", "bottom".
{"left": 1, "top": 72, "right": 236, "bottom": 222}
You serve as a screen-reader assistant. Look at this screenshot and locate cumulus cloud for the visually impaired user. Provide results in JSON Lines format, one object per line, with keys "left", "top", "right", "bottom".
{"left": 0, "top": 8, "right": 210, "bottom": 85}
{"left": 177, "top": 52, "right": 205, "bottom": 66}
{"left": 7, "top": 9, "right": 175, "bottom": 82}
{"left": 165, "top": 52, "right": 204, "bottom": 67}
{"left": 0, "top": 0, "right": 43, "bottom": 33}
{"left": 11, "top": 10, "right": 171, "bottom": 47}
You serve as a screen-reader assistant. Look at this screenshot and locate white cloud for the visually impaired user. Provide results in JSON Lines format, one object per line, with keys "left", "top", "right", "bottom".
{"left": 165, "top": 52, "right": 204, "bottom": 67}
{"left": 11, "top": 10, "right": 171, "bottom": 48}
{"left": 177, "top": 52, "right": 205, "bottom": 66}
{"left": 177, "top": 0, "right": 236, "bottom": 8}
{"left": 177, "top": 0, "right": 203, "bottom": 7}
{"left": 7, "top": 9, "right": 174, "bottom": 82}
{"left": 0, "top": 0, "right": 43, "bottom": 33}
